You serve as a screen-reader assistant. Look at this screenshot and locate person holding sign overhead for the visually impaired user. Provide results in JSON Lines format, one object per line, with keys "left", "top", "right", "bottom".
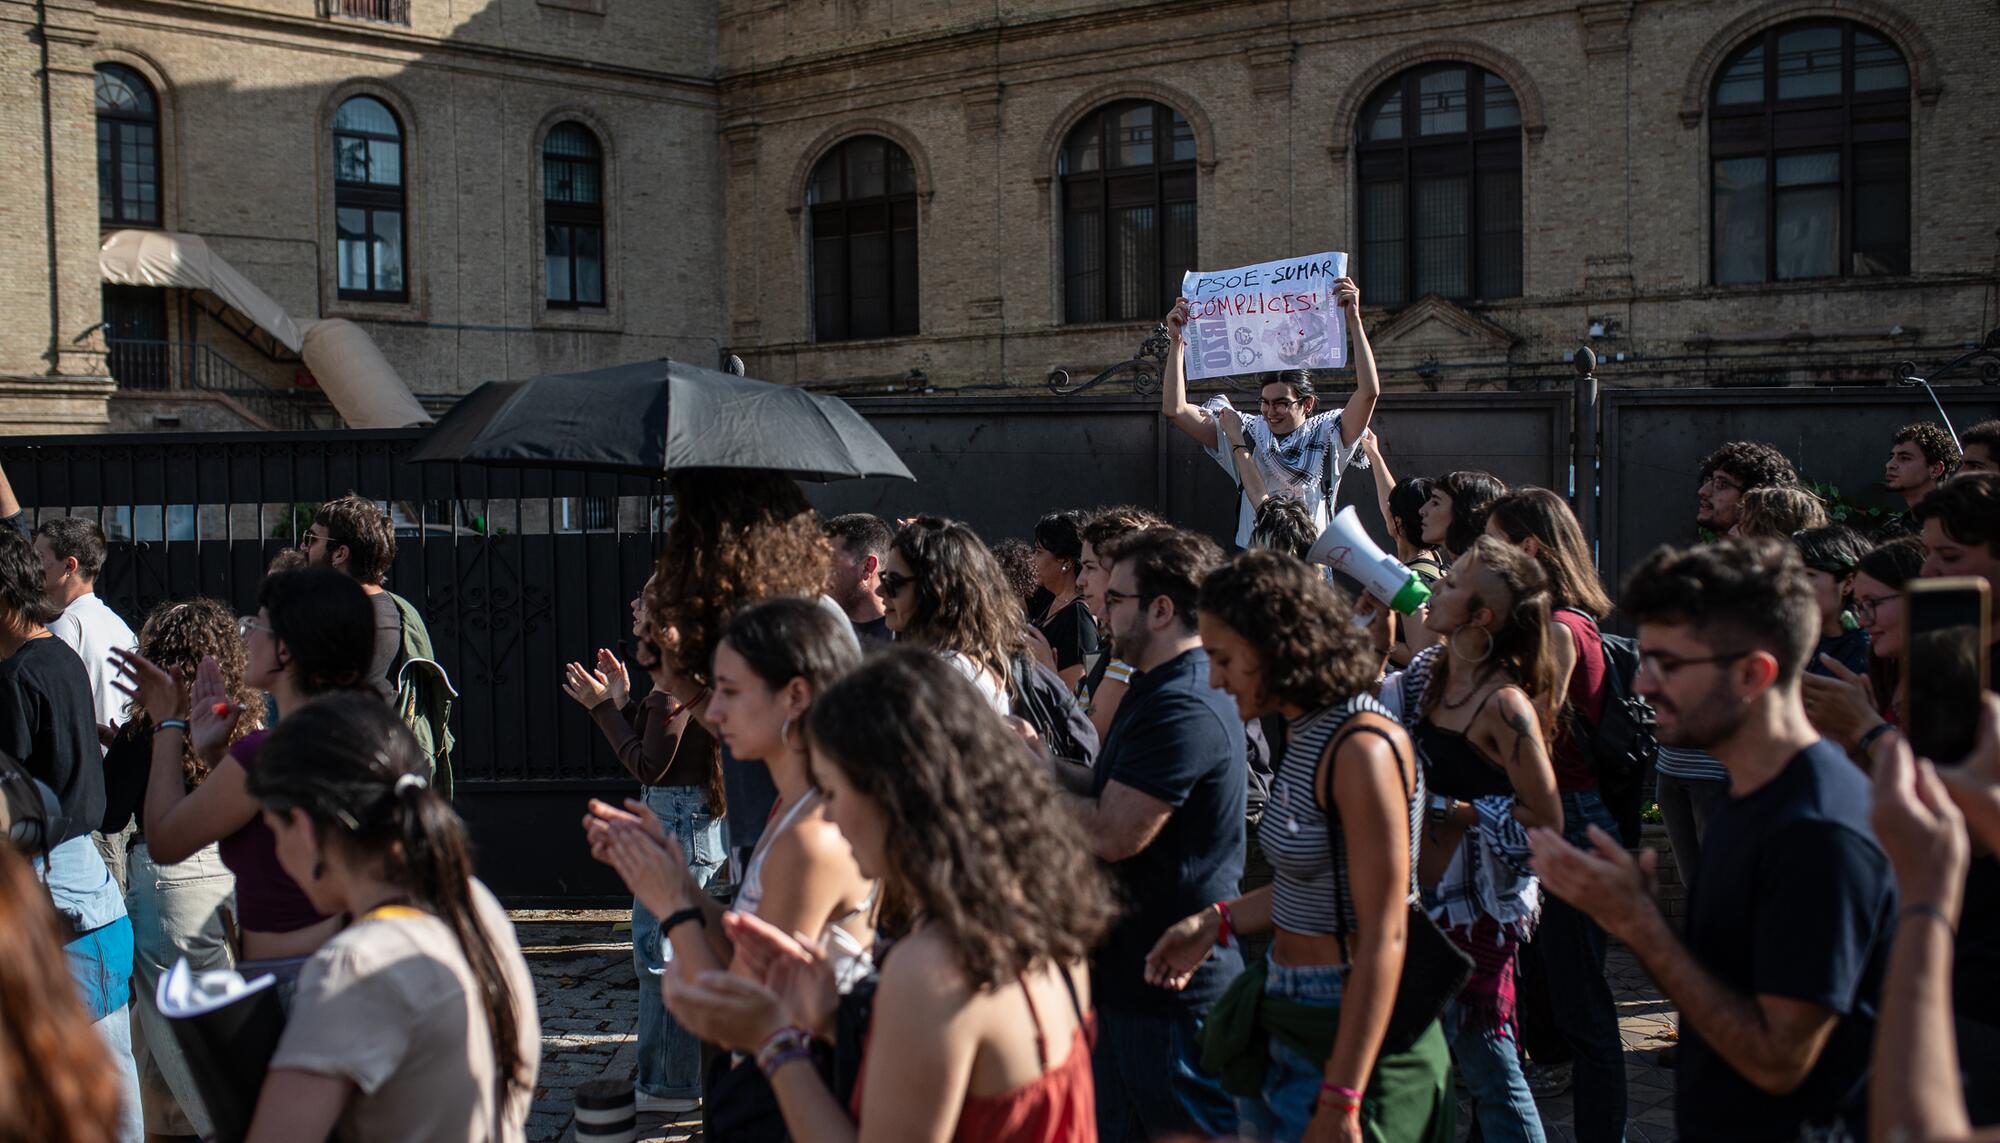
{"left": 1162, "top": 255, "right": 1381, "bottom": 550}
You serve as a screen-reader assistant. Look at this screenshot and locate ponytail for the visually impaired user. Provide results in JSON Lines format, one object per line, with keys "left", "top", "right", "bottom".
{"left": 247, "top": 695, "right": 526, "bottom": 1111}
{"left": 392, "top": 774, "right": 526, "bottom": 1113}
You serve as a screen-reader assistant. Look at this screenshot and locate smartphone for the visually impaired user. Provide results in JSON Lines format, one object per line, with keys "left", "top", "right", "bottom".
{"left": 1902, "top": 577, "right": 1991, "bottom": 764}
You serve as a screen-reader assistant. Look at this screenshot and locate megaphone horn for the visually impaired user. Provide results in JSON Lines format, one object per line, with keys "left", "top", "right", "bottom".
{"left": 1306, "top": 506, "right": 1432, "bottom": 615}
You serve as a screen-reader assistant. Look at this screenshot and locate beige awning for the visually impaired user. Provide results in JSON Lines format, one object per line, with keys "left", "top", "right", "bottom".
{"left": 100, "top": 229, "right": 306, "bottom": 355}
{"left": 99, "top": 229, "right": 432, "bottom": 429}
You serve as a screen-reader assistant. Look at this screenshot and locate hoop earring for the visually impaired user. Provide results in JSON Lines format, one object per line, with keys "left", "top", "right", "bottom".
{"left": 1449, "top": 625, "right": 1495, "bottom": 664}
{"left": 779, "top": 717, "right": 794, "bottom": 752}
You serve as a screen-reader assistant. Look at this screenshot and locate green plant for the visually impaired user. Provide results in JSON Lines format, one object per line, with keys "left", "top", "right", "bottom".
{"left": 269, "top": 500, "right": 320, "bottom": 541}
{"left": 1802, "top": 477, "right": 1892, "bottom": 531}
{"left": 1641, "top": 800, "right": 1663, "bottom": 824}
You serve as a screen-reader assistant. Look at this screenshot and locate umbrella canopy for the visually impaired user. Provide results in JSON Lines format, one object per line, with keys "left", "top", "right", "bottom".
{"left": 409, "top": 359, "right": 914, "bottom": 482}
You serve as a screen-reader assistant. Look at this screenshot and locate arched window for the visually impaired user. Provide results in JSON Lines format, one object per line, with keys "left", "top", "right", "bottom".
{"left": 807, "top": 136, "right": 918, "bottom": 341}
{"left": 1060, "top": 100, "right": 1196, "bottom": 324}
{"left": 1354, "top": 65, "right": 1522, "bottom": 306}
{"left": 96, "top": 64, "right": 160, "bottom": 227}
{"left": 333, "top": 96, "right": 407, "bottom": 301}
{"left": 1709, "top": 20, "right": 1909, "bottom": 284}
{"left": 544, "top": 123, "right": 605, "bottom": 308}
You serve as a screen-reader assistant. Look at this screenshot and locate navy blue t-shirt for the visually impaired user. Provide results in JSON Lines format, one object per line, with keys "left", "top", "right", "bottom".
{"left": 1678, "top": 738, "right": 1896, "bottom": 1141}
{"left": 1089, "top": 647, "right": 1246, "bottom": 1014}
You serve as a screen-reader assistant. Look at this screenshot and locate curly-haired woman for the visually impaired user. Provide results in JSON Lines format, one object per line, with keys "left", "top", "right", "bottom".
{"left": 1147, "top": 550, "right": 1452, "bottom": 1142}
{"left": 100, "top": 597, "right": 264, "bottom": 1138}
{"left": 648, "top": 467, "right": 860, "bottom": 874}
{"left": 1396, "top": 537, "right": 1563, "bottom": 1143}
{"left": 877, "top": 516, "right": 1025, "bottom": 716}
{"left": 659, "top": 649, "right": 1117, "bottom": 1142}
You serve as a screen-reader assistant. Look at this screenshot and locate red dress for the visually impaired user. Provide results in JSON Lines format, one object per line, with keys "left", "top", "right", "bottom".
{"left": 848, "top": 967, "right": 1097, "bottom": 1142}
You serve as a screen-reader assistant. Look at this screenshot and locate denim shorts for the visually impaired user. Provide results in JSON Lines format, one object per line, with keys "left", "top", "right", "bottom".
{"left": 1235, "top": 956, "right": 1349, "bottom": 1143}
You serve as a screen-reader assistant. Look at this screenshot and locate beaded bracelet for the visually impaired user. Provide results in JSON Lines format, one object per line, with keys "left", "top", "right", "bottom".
{"left": 755, "top": 1026, "right": 816, "bottom": 1079}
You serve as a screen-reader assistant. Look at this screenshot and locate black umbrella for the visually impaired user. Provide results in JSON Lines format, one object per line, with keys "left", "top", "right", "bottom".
{"left": 408, "top": 359, "right": 915, "bottom": 482}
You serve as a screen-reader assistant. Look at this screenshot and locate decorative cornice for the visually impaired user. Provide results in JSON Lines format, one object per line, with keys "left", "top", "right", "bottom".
{"left": 1328, "top": 39, "right": 1549, "bottom": 160}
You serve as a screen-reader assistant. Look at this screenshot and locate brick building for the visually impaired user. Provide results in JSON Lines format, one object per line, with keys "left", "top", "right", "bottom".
{"left": 4, "top": 0, "right": 1996, "bottom": 434}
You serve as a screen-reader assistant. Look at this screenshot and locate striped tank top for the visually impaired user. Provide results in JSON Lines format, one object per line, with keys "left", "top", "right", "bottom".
{"left": 1259, "top": 693, "right": 1426, "bottom": 937}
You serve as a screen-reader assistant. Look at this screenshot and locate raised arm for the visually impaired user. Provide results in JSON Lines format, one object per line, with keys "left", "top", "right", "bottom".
{"left": 1335, "top": 277, "right": 1379, "bottom": 447}
{"left": 1360, "top": 430, "right": 1396, "bottom": 532}
{"left": 1216, "top": 406, "right": 1269, "bottom": 508}
{"left": 1160, "top": 299, "right": 1219, "bottom": 450}
{"left": 0, "top": 457, "right": 20, "bottom": 520}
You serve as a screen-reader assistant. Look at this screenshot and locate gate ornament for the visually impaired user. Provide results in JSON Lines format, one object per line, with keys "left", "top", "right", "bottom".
{"left": 1895, "top": 328, "right": 2000, "bottom": 448}
{"left": 1045, "top": 323, "right": 1269, "bottom": 396}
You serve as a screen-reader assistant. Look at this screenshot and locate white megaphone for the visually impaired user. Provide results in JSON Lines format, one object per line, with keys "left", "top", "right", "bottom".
{"left": 1306, "top": 506, "right": 1433, "bottom": 615}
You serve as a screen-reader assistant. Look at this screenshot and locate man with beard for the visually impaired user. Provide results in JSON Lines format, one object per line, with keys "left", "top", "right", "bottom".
{"left": 821, "top": 513, "right": 893, "bottom": 646}
{"left": 1656, "top": 441, "right": 1802, "bottom": 902}
{"left": 1064, "top": 526, "right": 1242, "bottom": 1141}
{"left": 1530, "top": 538, "right": 1895, "bottom": 1142}
{"left": 300, "top": 493, "right": 433, "bottom": 699}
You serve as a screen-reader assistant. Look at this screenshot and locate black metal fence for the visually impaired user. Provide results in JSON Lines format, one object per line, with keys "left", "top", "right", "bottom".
{"left": 0, "top": 431, "right": 663, "bottom": 902}
{"left": 3, "top": 381, "right": 1991, "bottom": 898}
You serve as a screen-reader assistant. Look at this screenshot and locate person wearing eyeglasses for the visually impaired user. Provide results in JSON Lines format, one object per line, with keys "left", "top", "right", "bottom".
{"left": 1801, "top": 537, "right": 1924, "bottom": 758}
{"left": 1066, "top": 526, "right": 1245, "bottom": 1141}
{"left": 1159, "top": 277, "right": 1380, "bottom": 551}
{"left": 1530, "top": 538, "right": 1895, "bottom": 1143}
{"left": 112, "top": 567, "right": 378, "bottom": 1002}
{"left": 875, "top": 517, "right": 1024, "bottom": 717}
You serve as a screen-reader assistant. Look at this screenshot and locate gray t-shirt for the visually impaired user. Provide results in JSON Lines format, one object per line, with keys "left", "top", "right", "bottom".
{"left": 367, "top": 591, "right": 401, "bottom": 699}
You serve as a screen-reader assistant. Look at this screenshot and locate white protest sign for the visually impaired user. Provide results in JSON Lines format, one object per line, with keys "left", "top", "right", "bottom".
{"left": 1180, "top": 252, "right": 1348, "bottom": 382}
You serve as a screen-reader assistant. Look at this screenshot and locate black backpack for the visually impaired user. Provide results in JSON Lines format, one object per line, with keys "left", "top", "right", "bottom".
{"left": 1008, "top": 655, "right": 1100, "bottom": 768}
{"left": 1559, "top": 611, "right": 1659, "bottom": 845}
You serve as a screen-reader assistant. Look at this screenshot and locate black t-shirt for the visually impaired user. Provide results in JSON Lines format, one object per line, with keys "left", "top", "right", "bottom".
{"left": 1036, "top": 597, "right": 1100, "bottom": 674}
{"left": 850, "top": 615, "right": 892, "bottom": 648}
{"left": 1806, "top": 627, "right": 1871, "bottom": 679}
{"left": 1089, "top": 647, "right": 1246, "bottom": 1014}
{"left": 1956, "top": 647, "right": 2000, "bottom": 1036}
{"left": 0, "top": 636, "right": 105, "bottom": 845}
{"left": 1678, "top": 738, "right": 1895, "bottom": 1141}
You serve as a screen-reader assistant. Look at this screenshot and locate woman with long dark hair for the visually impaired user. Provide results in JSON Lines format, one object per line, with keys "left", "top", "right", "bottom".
{"left": 587, "top": 597, "right": 872, "bottom": 1138}
{"left": 1146, "top": 551, "right": 1451, "bottom": 1141}
{"left": 1803, "top": 536, "right": 1926, "bottom": 754}
{"left": 1418, "top": 471, "right": 1507, "bottom": 564}
{"left": 101, "top": 597, "right": 264, "bottom": 1138}
{"left": 114, "top": 567, "right": 376, "bottom": 995}
{"left": 242, "top": 695, "right": 538, "bottom": 1141}
{"left": 0, "top": 844, "right": 124, "bottom": 1143}
{"left": 1484, "top": 489, "right": 1626, "bottom": 1140}
{"left": 876, "top": 516, "right": 1024, "bottom": 716}
{"left": 658, "top": 650, "right": 1117, "bottom": 1142}
{"left": 1030, "top": 511, "right": 1100, "bottom": 689}
{"left": 1397, "top": 537, "right": 1562, "bottom": 1143}
{"left": 563, "top": 572, "right": 726, "bottom": 1116}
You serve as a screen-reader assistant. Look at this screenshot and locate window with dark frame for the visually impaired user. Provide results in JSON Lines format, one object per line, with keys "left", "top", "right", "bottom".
{"left": 96, "top": 64, "right": 161, "bottom": 228}
{"left": 808, "top": 136, "right": 919, "bottom": 342}
{"left": 333, "top": 96, "right": 408, "bottom": 302}
{"left": 1059, "top": 100, "right": 1197, "bottom": 325}
{"left": 1354, "top": 64, "right": 1522, "bottom": 307}
{"left": 544, "top": 123, "right": 606, "bottom": 309}
{"left": 1708, "top": 20, "right": 1910, "bottom": 285}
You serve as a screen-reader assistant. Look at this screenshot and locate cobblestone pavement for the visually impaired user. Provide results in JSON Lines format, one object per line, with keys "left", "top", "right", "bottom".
{"left": 516, "top": 910, "right": 1680, "bottom": 1142}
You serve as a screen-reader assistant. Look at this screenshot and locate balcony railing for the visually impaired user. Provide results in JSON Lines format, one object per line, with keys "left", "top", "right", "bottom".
{"left": 106, "top": 339, "right": 336, "bottom": 431}
{"left": 327, "top": 0, "right": 410, "bottom": 25}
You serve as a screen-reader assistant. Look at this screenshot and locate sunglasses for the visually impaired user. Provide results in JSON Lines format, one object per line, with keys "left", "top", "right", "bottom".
{"left": 877, "top": 571, "right": 916, "bottom": 598}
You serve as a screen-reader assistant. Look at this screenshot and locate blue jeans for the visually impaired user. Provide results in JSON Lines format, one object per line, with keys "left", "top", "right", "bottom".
{"left": 1535, "top": 792, "right": 1627, "bottom": 1143}
{"left": 632, "top": 784, "right": 724, "bottom": 1100}
{"left": 1235, "top": 958, "right": 1349, "bottom": 1142}
{"left": 1094, "top": 1004, "right": 1238, "bottom": 1142}
{"left": 1447, "top": 999, "right": 1546, "bottom": 1143}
